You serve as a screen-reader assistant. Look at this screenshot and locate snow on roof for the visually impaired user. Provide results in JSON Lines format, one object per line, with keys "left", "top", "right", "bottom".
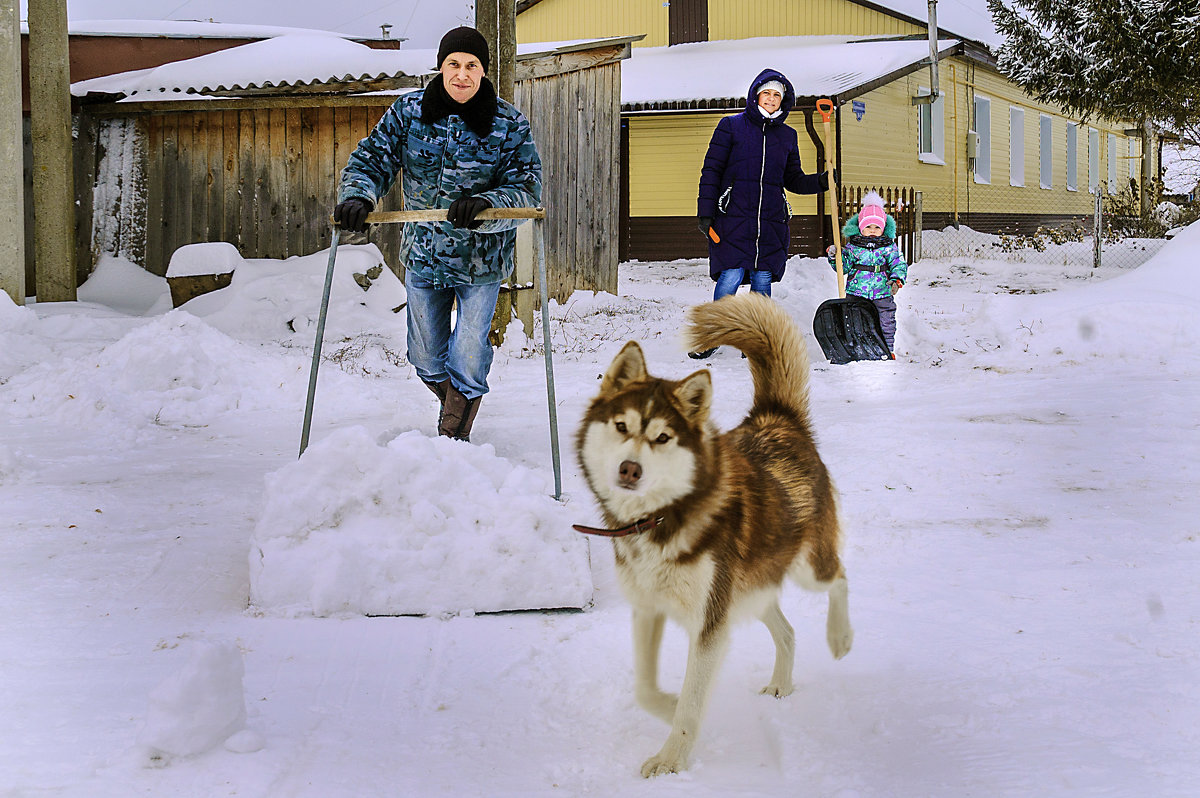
{"left": 71, "top": 34, "right": 638, "bottom": 101}
{"left": 25, "top": 18, "right": 395, "bottom": 41}
{"left": 71, "top": 34, "right": 430, "bottom": 98}
{"left": 622, "top": 35, "right": 959, "bottom": 107}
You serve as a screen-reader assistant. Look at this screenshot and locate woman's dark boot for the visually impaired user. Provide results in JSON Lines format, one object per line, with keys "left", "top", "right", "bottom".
{"left": 438, "top": 385, "right": 481, "bottom": 442}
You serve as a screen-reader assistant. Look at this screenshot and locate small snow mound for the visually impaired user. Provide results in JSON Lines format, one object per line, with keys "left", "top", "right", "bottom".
{"left": 249, "top": 426, "right": 592, "bottom": 616}
{"left": 0, "top": 289, "right": 35, "bottom": 331}
{"left": 79, "top": 255, "right": 172, "bottom": 316}
{"left": 137, "top": 640, "right": 247, "bottom": 763}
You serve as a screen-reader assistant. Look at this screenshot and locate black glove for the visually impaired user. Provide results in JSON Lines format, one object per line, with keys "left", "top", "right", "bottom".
{"left": 333, "top": 197, "right": 373, "bottom": 233}
{"left": 697, "top": 216, "right": 714, "bottom": 236}
{"left": 818, "top": 169, "right": 839, "bottom": 192}
{"left": 447, "top": 196, "right": 491, "bottom": 230}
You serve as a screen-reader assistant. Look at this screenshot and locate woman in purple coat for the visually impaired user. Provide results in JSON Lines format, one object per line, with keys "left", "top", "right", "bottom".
{"left": 692, "top": 68, "right": 828, "bottom": 358}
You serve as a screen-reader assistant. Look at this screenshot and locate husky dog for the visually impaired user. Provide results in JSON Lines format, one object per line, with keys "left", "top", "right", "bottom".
{"left": 575, "top": 293, "right": 853, "bottom": 777}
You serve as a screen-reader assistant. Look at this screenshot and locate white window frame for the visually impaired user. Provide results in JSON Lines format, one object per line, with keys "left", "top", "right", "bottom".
{"left": 1128, "top": 138, "right": 1137, "bottom": 181}
{"left": 917, "top": 86, "right": 945, "bottom": 165}
{"left": 1066, "top": 122, "right": 1078, "bottom": 191}
{"left": 973, "top": 95, "right": 991, "bottom": 184}
{"left": 1039, "top": 114, "right": 1053, "bottom": 189}
{"left": 1009, "top": 106, "right": 1025, "bottom": 187}
{"left": 1089, "top": 127, "right": 1100, "bottom": 193}
{"left": 1108, "top": 132, "right": 1118, "bottom": 192}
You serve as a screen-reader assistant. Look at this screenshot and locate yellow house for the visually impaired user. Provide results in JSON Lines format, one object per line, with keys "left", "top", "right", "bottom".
{"left": 517, "top": 0, "right": 1150, "bottom": 261}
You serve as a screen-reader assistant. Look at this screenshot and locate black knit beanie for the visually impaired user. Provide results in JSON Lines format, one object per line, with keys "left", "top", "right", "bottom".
{"left": 436, "top": 26, "right": 490, "bottom": 74}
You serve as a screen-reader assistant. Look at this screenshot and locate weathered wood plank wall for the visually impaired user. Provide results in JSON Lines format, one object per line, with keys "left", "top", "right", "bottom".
{"left": 80, "top": 46, "right": 628, "bottom": 306}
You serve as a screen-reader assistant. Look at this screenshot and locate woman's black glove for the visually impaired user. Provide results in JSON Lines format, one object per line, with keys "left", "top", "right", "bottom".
{"left": 448, "top": 196, "right": 491, "bottom": 229}
{"left": 697, "top": 216, "right": 713, "bottom": 236}
{"left": 333, "top": 197, "right": 373, "bottom": 233}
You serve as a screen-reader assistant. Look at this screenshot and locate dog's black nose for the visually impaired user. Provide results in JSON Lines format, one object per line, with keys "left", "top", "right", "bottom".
{"left": 618, "top": 460, "right": 642, "bottom": 489}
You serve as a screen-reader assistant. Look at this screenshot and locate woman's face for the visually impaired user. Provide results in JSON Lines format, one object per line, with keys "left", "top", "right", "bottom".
{"left": 757, "top": 88, "right": 782, "bottom": 114}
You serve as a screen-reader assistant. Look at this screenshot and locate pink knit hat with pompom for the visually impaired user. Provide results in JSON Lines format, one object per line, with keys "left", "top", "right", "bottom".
{"left": 858, "top": 191, "right": 886, "bottom": 230}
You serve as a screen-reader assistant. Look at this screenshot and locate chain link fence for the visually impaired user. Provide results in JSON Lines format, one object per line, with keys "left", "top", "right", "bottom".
{"left": 907, "top": 182, "right": 1178, "bottom": 273}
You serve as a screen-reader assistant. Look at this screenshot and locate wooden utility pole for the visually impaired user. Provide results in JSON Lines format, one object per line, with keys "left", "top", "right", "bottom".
{"left": 0, "top": 0, "right": 25, "bottom": 304}
{"left": 476, "top": 0, "right": 516, "bottom": 102}
{"left": 28, "top": 0, "right": 76, "bottom": 301}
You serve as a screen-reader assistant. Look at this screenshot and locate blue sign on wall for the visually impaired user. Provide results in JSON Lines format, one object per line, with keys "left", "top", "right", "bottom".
{"left": 852, "top": 100, "right": 866, "bottom": 121}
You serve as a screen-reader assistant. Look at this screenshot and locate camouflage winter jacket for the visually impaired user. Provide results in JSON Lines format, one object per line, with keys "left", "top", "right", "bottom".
{"left": 827, "top": 215, "right": 908, "bottom": 300}
{"left": 337, "top": 90, "right": 542, "bottom": 287}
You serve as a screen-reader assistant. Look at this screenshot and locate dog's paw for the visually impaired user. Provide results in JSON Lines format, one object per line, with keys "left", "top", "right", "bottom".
{"left": 760, "top": 681, "right": 794, "bottom": 698}
{"left": 640, "top": 752, "right": 685, "bottom": 778}
{"left": 828, "top": 626, "right": 854, "bottom": 660}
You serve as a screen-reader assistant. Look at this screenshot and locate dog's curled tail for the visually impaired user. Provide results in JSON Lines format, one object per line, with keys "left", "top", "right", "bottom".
{"left": 684, "top": 294, "right": 811, "bottom": 418}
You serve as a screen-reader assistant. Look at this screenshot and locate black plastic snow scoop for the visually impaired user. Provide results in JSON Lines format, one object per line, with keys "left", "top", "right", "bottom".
{"left": 813, "top": 295, "right": 891, "bottom": 364}
{"left": 811, "top": 98, "right": 891, "bottom": 365}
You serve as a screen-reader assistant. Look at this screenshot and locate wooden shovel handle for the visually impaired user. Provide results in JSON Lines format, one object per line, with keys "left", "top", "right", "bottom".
{"left": 817, "top": 99, "right": 845, "bottom": 299}
{"left": 330, "top": 207, "right": 546, "bottom": 226}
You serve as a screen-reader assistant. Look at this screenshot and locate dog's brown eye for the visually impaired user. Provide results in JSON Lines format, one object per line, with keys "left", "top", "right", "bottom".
{"left": 655, "top": 433, "right": 671, "bottom": 444}
{"left": 614, "top": 421, "right": 627, "bottom": 433}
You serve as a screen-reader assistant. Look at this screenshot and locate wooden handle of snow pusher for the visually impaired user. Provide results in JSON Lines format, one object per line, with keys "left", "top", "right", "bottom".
{"left": 816, "top": 99, "right": 846, "bottom": 300}
{"left": 330, "top": 207, "right": 547, "bottom": 225}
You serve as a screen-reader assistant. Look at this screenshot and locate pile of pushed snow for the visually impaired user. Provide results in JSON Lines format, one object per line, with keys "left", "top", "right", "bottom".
{"left": 0, "top": 312, "right": 312, "bottom": 427}
{"left": 78, "top": 255, "right": 172, "bottom": 316}
{"left": 179, "top": 243, "right": 406, "bottom": 345}
{"left": 137, "top": 640, "right": 259, "bottom": 765}
{"left": 249, "top": 426, "right": 592, "bottom": 616}
{"left": 978, "top": 219, "right": 1200, "bottom": 362}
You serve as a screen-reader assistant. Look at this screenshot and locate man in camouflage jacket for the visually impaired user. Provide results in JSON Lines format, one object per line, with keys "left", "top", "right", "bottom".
{"left": 334, "top": 26, "right": 543, "bottom": 441}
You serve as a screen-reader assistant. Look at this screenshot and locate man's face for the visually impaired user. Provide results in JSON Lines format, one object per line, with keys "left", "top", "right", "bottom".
{"left": 441, "top": 52, "right": 484, "bottom": 103}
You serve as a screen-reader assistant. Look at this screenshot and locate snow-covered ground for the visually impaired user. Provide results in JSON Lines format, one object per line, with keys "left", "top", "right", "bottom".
{"left": 1, "top": 223, "right": 1197, "bottom": 796}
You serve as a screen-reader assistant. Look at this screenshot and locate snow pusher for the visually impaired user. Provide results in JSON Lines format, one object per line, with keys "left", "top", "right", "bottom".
{"left": 300, "top": 207, "right": 563, "bottom": 499}
{"left": 811, "top": 99, "right": 891, "bottom": 364}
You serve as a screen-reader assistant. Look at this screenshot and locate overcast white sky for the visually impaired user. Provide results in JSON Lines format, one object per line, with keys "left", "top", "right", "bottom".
{"left": 18, "top": 0, "right": 475, "bottom": 45}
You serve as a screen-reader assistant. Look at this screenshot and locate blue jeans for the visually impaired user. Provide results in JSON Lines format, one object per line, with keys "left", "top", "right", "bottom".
{"left": 714, "top": 267, "right": 772, "bottom": 300}
{"left": 405, "top": 272, "right": 502, "bottom": 400}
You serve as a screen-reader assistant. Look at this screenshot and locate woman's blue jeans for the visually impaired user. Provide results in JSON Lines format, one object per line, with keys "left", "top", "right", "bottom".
{"left": 405, "top": 272, "right": 502, "bottom": 400}
{"left": 714, "top": 267, "right": 772, "bottom": 300}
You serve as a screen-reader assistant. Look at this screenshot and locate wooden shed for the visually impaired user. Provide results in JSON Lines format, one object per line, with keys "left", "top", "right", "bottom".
{"left": 71, "top": 34, "right": 637, "bottom": 325}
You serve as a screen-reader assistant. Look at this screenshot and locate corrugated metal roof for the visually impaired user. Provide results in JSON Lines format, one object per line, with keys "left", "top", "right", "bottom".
{"left": 71, "top": 34, "right": 639, "bottom": 101}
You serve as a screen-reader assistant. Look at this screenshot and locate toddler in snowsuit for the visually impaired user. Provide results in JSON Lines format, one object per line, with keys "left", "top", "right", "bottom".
{"left": 827, "top": 191, "right": 908, "bottom": 355}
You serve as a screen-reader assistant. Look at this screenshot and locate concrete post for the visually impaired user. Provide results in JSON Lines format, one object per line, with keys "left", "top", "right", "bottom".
{"left": 0, "top": 0, "right": 25, "bottom": 304}
{"left": 28, "top": 0, "right": 76, "bottom": 301}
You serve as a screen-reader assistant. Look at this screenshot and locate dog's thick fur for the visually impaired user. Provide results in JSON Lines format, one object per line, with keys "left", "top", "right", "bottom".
{"left": 576, "top": 293, "right": 852, "bottom": 777}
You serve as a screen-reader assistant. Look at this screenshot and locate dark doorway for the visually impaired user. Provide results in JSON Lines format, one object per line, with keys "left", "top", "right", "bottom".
{"left": 669, "top": 0, "right": 708, "bottom": 45}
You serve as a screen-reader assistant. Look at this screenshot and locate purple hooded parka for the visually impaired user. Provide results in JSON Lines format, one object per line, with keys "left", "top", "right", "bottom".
{"left": 697, "top": 69, "right": 826, "bottom": 281}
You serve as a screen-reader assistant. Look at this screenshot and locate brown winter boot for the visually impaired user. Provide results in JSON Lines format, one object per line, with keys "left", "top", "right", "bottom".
{"left": 423, "top": 378, "right": 452, "bottom": 425}
{"left": 438, "top": 385, "right": 481, "bottom": 442}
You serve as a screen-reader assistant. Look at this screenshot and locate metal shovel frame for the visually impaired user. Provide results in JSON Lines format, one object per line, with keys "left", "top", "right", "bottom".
{"left": 299, "top": 207, "right": 563, "bottom": 500}
{"left": 811, "top": 99, "right": 891, "bottom": 365}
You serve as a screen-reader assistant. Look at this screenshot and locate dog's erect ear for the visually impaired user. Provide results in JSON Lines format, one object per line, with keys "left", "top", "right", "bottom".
{"left": 673, "top": 370, "right": 712, "bottom": 425}
{"left": 601, "top": 341, "right": 648, "bottom": 394}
